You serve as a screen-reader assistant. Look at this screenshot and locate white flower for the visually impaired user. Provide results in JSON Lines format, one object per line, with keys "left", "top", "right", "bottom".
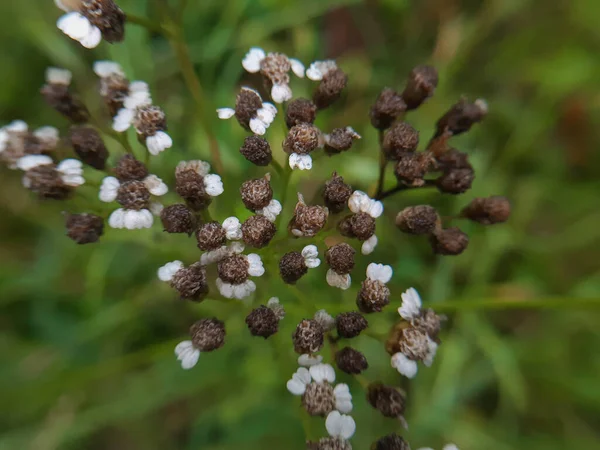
{"left": 302, "top": 245, "right": 321, "bottom": 268}
{"left": 204, "top": 174, "right": 224, "bottom": 197}
{"left": 242, "top": 47, "right": 266, "bottom": 73}
{"left": 286, "top": 364, "right": 353, "bottom": 413}
{"left": 16, "top": 155, "right": 53, "bottom": 171}
{"left": 93, "top": 60, "right": 124, "bottom": 78}
{"left": 56, "top": 159, "right": 85, "bottom": 186}
{"left": 325, "top": 411, "right": 356, "bottom": 440}
{"left": 348, "top": 190, "right": 383, "bottom": 218}
{"left": 313, "top": 309, "right": 335, "bottom": 332}
{"left": 99, "top": 176, "right": 120, "bottom": 202}
{"left": 56, "top": 12, "right": 102, "bottom": 49}
{"left": 158, "top": 261, "right": 184, "bottom": 282}
{"left": 288, "top": 153, "right": 312, "bottom": 170}
{"left": 146, "top": 131, "right": 173, "bottom": 155}
{"left": 216, "top": 108, "right": 235, "bottom": 119}
{"left": 217, "top": 88, "right": 276, "bottom": 135}
{"left": 326, "top": 269, "right": 351, "bottom": 290}
{"left": 108, "top": 208, "right": 154, "bottom": 230}
{"left": 298, "top": 354, "right": 324, "bottom": 367}
{"left": 123, "top": 81, "right": 152, "bottom": 110}
{"left": 361, "top": 234, "right": 378, "bottom": 255}
{"left": 271, "top": 83, "right": 292, "bottom": 103}
{"left": 290, "top": 58, "right": 306, "bottom": 78}
{"left": 222, "top": 217, "right": 242, "bottom": 240}
{"left": 200, "top": 242, "right": 245, "bottom": 266}
{"left": 178, "top": 160, "right": 211, "bottom": 177}
{"left": 174, "top": 340, "right": 200, "bottom": 370}
{"left": 256, "top": 199, "right": 282, "bottom": 222}
{"left": 46, "top": 67, "right": 72, "bottom": 86}
{"left": 112, "top": 108, "right": 136, "bottom": 132}
{"left": 366, "top": 263, "right": 393, "bottom": 283}
{"left": 143, "top": 175, "right": 169, "bottom": 196}
{"left": 247, "top": 253, "right": 265, "bottom": 276}
{"left": 216, "top": 278, "right": 256, "bottom": 300}
{"left": 399, "top": 287, "right": 423, "bottom": 320}
{"left": 33, "top": 126, "right": 60, "bottom": 148}
{"left": 391, "top": 352, "right": 418, "bottom": 379}
{"left": 306, "top": 60, "right": 338, "bottom": 81}
{"left": 0, "top": 121, "right": 28, "bottom": 154}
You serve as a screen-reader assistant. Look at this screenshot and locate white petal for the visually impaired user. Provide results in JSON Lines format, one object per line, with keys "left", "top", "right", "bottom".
{"left": 108, "top": 208, "right": 126, "bottom": 229}
{"left": 290, "top": 58, "right": 305, "bottom": 78}
{"left": 57, "top": 12, "right": 92, "bottom": 40}
{"left": 16, "top": 155, "right": 52, "bottom": 171}
{"left": 57, "top": 159, "right": 84, "bottom": 186}
{"left": 313, "top": 309, "right": 335, "bottom": 332}
{"left": 79, "top": 25, "right": 102, "bottom": 49}
{"left": 366, "top": 262, "right": 392, "bottom": 283}
{"left": 175, "top": 342, "right": 200, "bottom": 370}
{"left": 309, "top": 363, "right": 335, "bottom": 384}
{"left": 288, "top": 153, "right": 312, "bottom": 171}
{"left": 232, "top": 280, "right": 255, "bottom": 299}
{"left": 298, "top": 354, "right": 323, "bottom": 367}
{"left": 333, "top": 384, "right": 352, "bottom": 412}
{"left": 256, "top": 107, "right": 275, "bottom": 126}
{"left": 54, "top": 0, "right": 70, "bottom": 13}
{"left": 286, "top": 367, "right": 311, "bottom": 395}
{"left": 216, "top": 107, "right": 235, "bottom": 119}
{"left": 222, "top": 217, "right": 242, "bottom": 240}
{"left": 242, "top": 47, "right": 266, "bottom": 73}
{"left": 249, "top": 117, "right": 267, "bottom": 135}
{"left": 443, "top": 444, "right": 460, "bottom": 450}
{"left": 262, "top": 102, "right": 277, "bottom": 116}
{"left": 423, "top": 338, "right": 438, "bottom": 367}
{"left": 112, "top": 108, "right": 135, "bottom": 132}
{"left": 203, "top": 174, "right": 224, "bottom": 197}
{"left": 143, "top": 174, "right": 169, "bottom": 196}
{"left": 307, "top": 60, "right": 338, "bottom": 81}
{"left": 361, "top": 235, "right": 378, "bottom": 255}
{"left": 399, "top": 287, "right": 422, "bottom": 320}
{"left": 61, "top": 174, "right": 85, "bottom": 186}
{"left": 246, "top": 254, "right": 265, "bottom": 277}
{"left": 267, "top": 297, "right": 280, "bottom": 307}
{"left": 45, "top": 67, "right": 72, "bottom": 85}
{"left": 124, "top": 91, "right": 152, "bottom": 110}
{"left": 146, "top": 131, "right": 172, "bottom": 155}
{"left": 302, "top": 245, "right": 321, "bottom": 268}
{"left": 124, "top": 209, "right": 153, "bottom": 229}
{"left": 229, "top": 241, "right": 245, "bottom": 254}
{"left": 348, "top": 190, "right": 370, "bottom": 214}
{"left": 33, "top": 126, "right": 59, "bottom": 147}
{"left": 99, "top": 176, "right": 120, "bottom": 202}
{"left": 367, "top": 200, "right": 384, "bottom": 218}
{"left": 391, "top": 353, "right": 418, "bottom": 379}
{"left": 93, "top": 61, "right": 124, "bottom": 78}
{"left": 271, "top": 84, "right": 292, "bottom": 103}
{"left": 149, "top": 201, "right": 164, "bottom": 216}
{"left": 158, "top": 260, "right": 184, "bottom": 282}
{"left": 201, "top": 247, "right": 228, "bottom": 266}
{"left": 256, "top": 199, "right": 282, "bottom": 222}
{"left": 216, "top": 278, "right": 234, "bottom": 298}
{"left": 174, "top": 340, "right": 194, "bottom": 356}
{"left": 306, "top": 65, "right": 324, "bottom": 81}
{"left": 326, "top": 269, "right": 351, "bottom": 290}
{"left": 178, "top": 160, "right": 210, "bottom": 177}
{"left": 326, "top": 411, "right": 356, "bottom": 439}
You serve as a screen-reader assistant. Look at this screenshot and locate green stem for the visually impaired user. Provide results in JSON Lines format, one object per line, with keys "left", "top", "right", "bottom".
{"left": 376, "top": 179, "right": 436, "bottom": 201}
{"left": 433, "top": 297, "right": 600, "bottom": 312}
{"left": 275, "top": 166, "right": 293, "bottom": 230}
{"left": 374, "top": 130, "right": 387, "bottom": 198}
{"left": 126, "top": 13, "right": 170, "bottom": 36}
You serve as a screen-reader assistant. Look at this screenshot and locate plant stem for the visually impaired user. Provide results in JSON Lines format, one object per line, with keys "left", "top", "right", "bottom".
{"left": 126, "top": 13, "right": 170, "bottom": 36}
{"left": 374, "top": 130, "right": 387, "bottom": 198}
{"left": 376, "top": 180, "right": 436, "bottom": 201}
{"left": 270, "top": 159, "right": 284, "bottom": 178}
{"left": 433, "top": 297, "right": 600, "bottom": 312}
{"left": 275, "top": 166, "right": 293, "bottom": 230}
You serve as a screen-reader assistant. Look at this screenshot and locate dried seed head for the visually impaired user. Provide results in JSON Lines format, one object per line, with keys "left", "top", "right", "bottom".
{"left": 339, "top": 212, "right": 376, "bottom": 241}
{"left": 171, "top": 262, "right": 209, "bottom": 300}
{"left": 160, "top": 204, "right": 196, "bottom": 235}
{"left": 240, "top": 176, "right": 273, "bottom": 211}
{"left": 65, "top": 213, "right": 104, "bottom": 244}
{"left": 114, "top": 155, "right": 148, "bottom": 182}
{"left": 217, "top": 254, "right": 249, "bottom": 284}
{"left": 313, "top": 68, "right": 348, "bottom": 109}
{"left": 324, "top": 127, "right": 361, "bottom": 155}
{"left": 242, "top": 215, "right": 277, "bottom": 248}
{"left": 286, "top": 98, "right": 317, "bottom": 128}
{"left": 246, "top": 305, "right": 279, "bottom": 338}
{"left": 436, "top": 97, "right": 488, "bottom": 137}
{"left": 367, "top": 383, "right": 407, "bottom": 419}
{"left": 100, "top": 73, "right": 129, "bottom": 116}
{"left": 436, "top": 168, "right": 475, "bottom": 194}
{"left": 190, "top": 318, "right": 225, "bottom": 351}
{"left": 461, "top": 196, "right": 511, "bottom": 225}
{"left": 413, "top": 308, "right": 443, "bottom": 340}
{"left": 372, "top": 433, "right": 411, "bottom": 450}
{"left": 430, "top": 227, "right": 469, "bottom": 255}
{"left": 279, "top": 251, "right": 308, "bottom": 284}
{"left": 435, "top": 148, "right": 472, "bottom": 172}
{"left": 383, "top": 122, "right": 419, "bottom": 160}
{"left": 239, "top": 135, "right": 272, "bottom": 166}
{"left": 292, "top": 319, "right": 324, "bottom": 354}
{"left": 323, "top": 173, "right": 352, "bottom": 214}
{"left": 69, "top": 126, "right": 108, "bottom": 170}
{"left": 235, "top": 88, "right": 263, "bottom": 129}
{"left": 133, "top": 105, "right": 167, "bottom": 138}
{"left": 260, "top": 53, "right": 292, "bottom": 85}
{"left": 25, "top": 164, "right": 71, "bottom": 200}
{"left": 290, "top": 197, "right": 329, "bottom": 237}
{"left": 81, "top": 0, "right": 126, "bottom": 43}
{"left": 395, "top": 206, "right": 439, "bottom": 235}
{"left": 308, "top": 437, "right": 352, "bottom": 450}
{"left": 402, "top": 65, "right": 438, "bottom": 110}
{"left": 398, "top": 327, "right": 432, "bottom": 361}
{"left": 357, "top": 279, "right": 390, "bottom": 313}
{"left": 335, "top": 347, "right": 369, "bottom": 374}
{"left": 370, "top": 88, "right": 407, "bottom": 130}
{"left": 40, "top": 83, "right": 89, "bottom": 123}
{"left": 195, "top": 221, "right": 226, "bottom": 251}
{"left": 302, "top": 382, "right": 335, "bottom": 416}
{"left": 175, "top": 168, "right": 210, "bottom": 210}
{"left": 394, "top": 152, "right": 435, "bottom": 187}
{"left": 283, "top": 123, "right": 321, "bottom": 155}
{"left": 336, "top": 312, "right": 368, "bottom": 338}
{"left": 326, "top": 243, "right": 356, "bottom": 275}
{"left": 116, "top": 180, "right": 150, "bottom": 210}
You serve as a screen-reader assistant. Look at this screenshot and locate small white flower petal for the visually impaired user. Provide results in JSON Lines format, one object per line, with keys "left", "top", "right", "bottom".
{"left": 326, "top": 269, "right": 351, "bottom": 290}
{"left": 348, "top": 191, "right": 369, "bottom": 214}
{"left": 232, "top": 280, "right": 255, "bottom": 299}
{"left": 222, "top": 217, "right": 242, "bottom": 240}
{"left": 112, "top": 108, "right": 135, "bottom": 132}
{"left": 79, "top": 25, "right": 102, "bottom": 49}
{"left": 298, "top": 354, "right": 323, "bottom": 367}
{"left": 57, "top": 159, "right": 84, "bottom": 186}
{"left": 93, "top": 61, "right": 124, "bottom": 78}
{"left": 302, "top": 245, "right": 321, "bottom": 268}
{"left": 108, "top": 208, "right": 126, "bottom": 229}
{"left": 367, "top": 200, "right": 384, "bottom": 218}
{"left": 423, "top": 338, "right": 438, "bottom": 367}
{"left": 158, "top": 260, "right": 184, "bottom": 282}
{"left": 216, "top": 278, "right": 234, "bottom": 298}
{"left": 45, "top": 67, "right": 72, "bottom": 85}
{"left": 313, "top": 309, "right": 335, "bottom": 332}
{"left": 246, "top": 254, "right": 265, "bottom": 277}
{"left": 6, "top": 120, "right": 28, "bottom": 132}
{"left": 309, "top": 363, "right": 335, "bottom": 384}
{"left": 242, "top": 47, "right": 266, "bottom": 73}
{"left": 391, "top": 352, "right": 418, "bottom": 378}
{"left": 143, "top": 174, "right": 169, "bottom": 196}
{"left": 326, "top": 411, "right": 356, "bottom": 439}
{"left": 54, "top": 0, "right": 70, "bottom": 13}
{"left": 123, "top": 209, "right": 153, "bottom": 229}
{"left": 288, "top": 153, "right": 313, "bottom": 170}
{"left": 271, "top": 83, "right": 292, "bottom": 103}
{"left": 229, "top": 241, "right": 245, "bottom": 254}
{"left": 287, "top": 367, "right": 311, "bottom": 395}
{"left": 99, "top": 176, "right": 120, "bottom": 202}
{"left": 178, "top": 160, "right": 210, "bottom": 177}
{"left": 366, "top": 262, "right": 392, "bottom": 283}
{"left": 262, "top": 102, "right": 277, "bottom": 116}
{"left": 290, "top": 58, "right": 306, "bottom": 78}
{"left": 175, "top": 341, "right": 200, "bottom": 370}
{"left": 17, "top": 155, "right": 53, "bottom": 171}
{"left": 57, "top": 12, "right": 91, "bottom": 40}
{"left": 256, "top": 199, "right": 282, "bottom": 222}
{"left": 399, "top": 287, "right": 423, "bottom": 320}
{"left": 203, "top": 174, "right": 224, "bottom": 197}
{"left": 201, "top": 247, "right": 228, "bottom": 265}
{"left": 267, "top": 297, "right": 280, "bottom": 307}
{"left": 249, "top": 117, "right": 267, "bottom": 135}
{"left": 361, "top": 234, "right": 378, "bottom": 255}
{"left": 146, "top": 131, "right": 172, "bottom": 155}
{"left": 216, "top": 107, "right": 235, "bottom": 119}
{"left": 256, "top": 107, "right": 275, "bottom": 126}
{"left": 33, "top": 126, "right": 59, "bottom": 147}
{"left": 333, "top": 384, "right": 353, "bottom": 413}
{"left": 175, "top": 340, "right": 194, "bottom": 355}
{"left": 306, "top": 65, "right": 324, "bottom": 81}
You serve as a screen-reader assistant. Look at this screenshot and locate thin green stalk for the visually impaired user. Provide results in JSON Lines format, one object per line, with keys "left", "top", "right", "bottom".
{"left": 374, "top": 130, "right": 387, "bottom": 198}
{"left": 433, "top": 297, "right": 600, "bottom": 312}
{"left": 275, "top": 166, "right": 293, "bottom": 230}
{"left": 126, "top": 13, "right": 170, "bottom": 36}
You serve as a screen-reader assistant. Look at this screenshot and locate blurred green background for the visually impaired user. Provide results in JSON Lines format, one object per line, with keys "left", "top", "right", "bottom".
{"left": 1, "top": 0, "right": 600, "bottom": 449}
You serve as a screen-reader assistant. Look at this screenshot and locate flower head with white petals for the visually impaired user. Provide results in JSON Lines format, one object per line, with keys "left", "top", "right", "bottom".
{"left": 286, "top": 364, "right": 353, "bottom": 416}
{"left": 342, "top": 190, "right": 384, "bottom": 255}
{"left": 241, "top": 47, "right": 305, "bottom": 103}
{"left": 16, "top": 155, "right": 85, "bottom": 198}
{"left": 216, "top": 253, "right": 265, "bottom": 300}
{"left": 326, "top": 411, "right": 356, "bottom": 440}
{"left": 173, "top": 318, "right": 225, "bottom": 369}
{"left": 217, "top": 87, "right": 277, "bottom": 135}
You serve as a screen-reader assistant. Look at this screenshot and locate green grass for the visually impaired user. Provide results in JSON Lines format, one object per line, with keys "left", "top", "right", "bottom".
{"left": 1, "top": 0, "right": 599, "bottom": 449}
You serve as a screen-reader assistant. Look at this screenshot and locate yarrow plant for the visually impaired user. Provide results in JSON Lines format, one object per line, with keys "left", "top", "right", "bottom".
{"left": 0, "top": 2, "right": 514, "bottom": 448}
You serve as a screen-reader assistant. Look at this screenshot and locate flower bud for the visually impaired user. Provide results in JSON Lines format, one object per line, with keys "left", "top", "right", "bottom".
{"left": 81, "top": 0, "right": 126, "bottom": 43}
{"left": 436, "top": 168, "right": 474, "bottom": 194}
{"left": 279, "top": 251, "right": 308, "bottom": 284}
{"left": 289, "top": 194, "right": 329, "bottom": 237}
{"left": 25, "top": 164, "right": 72, "bottom": 200}
{"left": 65, "top": 213, "right": 104, "bottom": 244}
{"left": 430, "top": 227, "right": 469, "bottom": 255}
{"left": 370, "top": 88, "right": 406, "bottom": 130}
{"left": 285, "top": 98, "right": 317, "bottom": 128}
{"left": 371, "top": 433, "right": 411, "bottom": 450}
{"left": 435, "top": 97, "right": 488, "bottom": 137}
{"left": 383, "top": 122, "right": 419, "bottom": 160}
{"left": 70, "top": 126, "right": 109, "bottom": 170}
{"left": 401, "top": 65, "right": 438, "bottom": 110}
{"left": 161, "top": 204, "right": 197, "bottom": 235}
{"left": 190, "top": 318, "right": 225, "bottom": 351}
{"left": 246, "top": 305, "right": 279, "bottom": 338}
{"left": 234, "top": 87, "right": 264, "bottom": 129}
{"left": 116, "top": 180, "right": 150, "bottom": 210}
{"left": 302, "top": 382, "right": 335, "bottom": 416}
{"left": 324, "top": 127, "right": 361, "bottom": 155}
{"left": 313, "top": 67, "right": 348, "bottom": 109}
{"left": 461, "top": 196, "right": 511, "bottom": 224}
{"left": 171, "top": 262, "right": 209, "bottom": 300}
{"left": 336, "top": 347, "right": 369, "bottom": 375}
{"left": 395, "top": 205, "right": 439, "bottom": 235}
{"left": 326, "top": 243, "right": 356, "bottom": 275}
{"left": 194, "top": 221, "right": 226, "bottom": 251}
{"left": 336, "top": 312, "right": 368, "bottom": 338}
{"left": 367, "top": 383, "right": 406, "bottom": 419}
{"left": 217, "top": 254, "right": 249, "bottom": 284}
{"left": 175, "top": 166, "right": 211, "bottom": 210}
{"left": 240, "top": 176, "right": 273, "bottom": 211}
{"left": 114, "top": 155, "right": 148, "bottom": 182}
{"left": 133, "top": 105, "right": 167, "bottom": 141}
{"left": 394, "top": 152, "right": 434, "bottom": 186}
{"left": 435, "top": 148, "right": 472, "bottom": 172}
{"left": 41, "top": 82, "right": 89, "bottom": 123}
{"left": 339, "top": 212, "right": 376, "bottom": 241}
{"left": 323, "top": 173, "right": 352, "bottom": 214}
{"left": 283, "top": 123, "right": 322, "bottom": 155}
{"left": 242, "top": 215, "right": 276, "bottom": 248}
{"left": 357, "top": 279, "right": 390, "bottom": 313}
{"left": 292, "top": 319, "right": 324, "bottom": 354}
